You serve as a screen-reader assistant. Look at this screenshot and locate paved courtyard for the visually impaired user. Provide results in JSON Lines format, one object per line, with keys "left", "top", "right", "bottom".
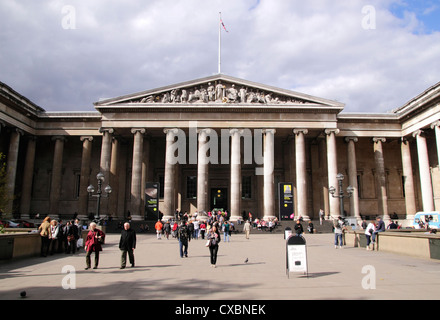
{"left": 1, "top": 231, "right": 440, "bottom": 301}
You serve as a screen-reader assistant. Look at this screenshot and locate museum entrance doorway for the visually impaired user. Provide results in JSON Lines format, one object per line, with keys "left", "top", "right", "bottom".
{"left": 210, "top": 188, "right": 228, "bottom": 212}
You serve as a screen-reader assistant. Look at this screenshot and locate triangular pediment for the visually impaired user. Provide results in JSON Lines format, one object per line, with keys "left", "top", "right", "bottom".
{"left": 94, "top": 74, "right": 344, "bottom": 109}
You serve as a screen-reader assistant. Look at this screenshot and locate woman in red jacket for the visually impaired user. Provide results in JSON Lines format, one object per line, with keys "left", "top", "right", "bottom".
{"left": 84, "top": 222, "right": 105, "bottom": 270}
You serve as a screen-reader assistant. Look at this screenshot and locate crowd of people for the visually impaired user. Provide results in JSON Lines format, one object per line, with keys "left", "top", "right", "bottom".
{"left": 38, "top": 216, "right": 84, "bottom": 257}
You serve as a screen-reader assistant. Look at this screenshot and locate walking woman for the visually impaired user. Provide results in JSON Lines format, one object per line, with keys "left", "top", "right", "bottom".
{"left": 84, "top": 222, "right": 105, "bottom": 270}
{"left": 207, "top": 224, "right": 221, "bottom": 268}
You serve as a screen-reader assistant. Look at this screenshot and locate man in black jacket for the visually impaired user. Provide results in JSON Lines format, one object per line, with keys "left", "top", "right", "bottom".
{"left": 119, "top": 222, "right": 136, "bottom": 269}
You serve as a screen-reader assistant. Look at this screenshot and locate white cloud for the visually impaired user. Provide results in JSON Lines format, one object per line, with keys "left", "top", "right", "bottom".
{"left": 0, "top": 0, "right": 439, "bottom": 113}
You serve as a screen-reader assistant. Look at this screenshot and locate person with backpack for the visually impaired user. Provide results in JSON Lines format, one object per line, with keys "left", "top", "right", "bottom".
{"left": 177, "top": 221, "right": 191, "bottom": 258}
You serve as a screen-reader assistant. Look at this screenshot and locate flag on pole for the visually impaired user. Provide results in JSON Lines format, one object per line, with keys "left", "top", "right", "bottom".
{"left": 220, "top": 17, "right": 228, "bottom": 32}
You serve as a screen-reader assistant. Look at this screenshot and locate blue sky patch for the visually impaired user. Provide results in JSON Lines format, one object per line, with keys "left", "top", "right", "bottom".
{"left": 389, "top": 0, "right": 440, "bottom": 34}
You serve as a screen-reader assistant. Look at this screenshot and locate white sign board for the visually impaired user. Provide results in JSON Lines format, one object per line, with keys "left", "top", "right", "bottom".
{"left": 286, "top": 235, "right": 308, "bottom": 277}
{"left": 287, "top": 244, "right": 307, "bottom": 273}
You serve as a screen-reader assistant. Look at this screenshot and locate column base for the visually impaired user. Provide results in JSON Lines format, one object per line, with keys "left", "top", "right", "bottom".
{"left": 161, "top": 215, "right": 174, "bottom": 222}
{"left": 229, "top": 215, "right": 242, "bottom": 222}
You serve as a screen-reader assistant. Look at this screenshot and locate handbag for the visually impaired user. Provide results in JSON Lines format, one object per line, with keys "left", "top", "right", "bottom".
{"left": 205, "top": 240, "right": 211, "bottom": 247}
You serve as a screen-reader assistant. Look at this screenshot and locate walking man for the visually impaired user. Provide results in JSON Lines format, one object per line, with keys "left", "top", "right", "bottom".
{"left": 119, "top": 222, "right": 136, "bottom": 269}
{"left": 177, "top": 221, "right": 190, "bottom": 258}
{"left": 243, "top": 220, "right": 251, "bottom": 239}
{"left": 155, "top": 219, "right": 163, "bottom": 240}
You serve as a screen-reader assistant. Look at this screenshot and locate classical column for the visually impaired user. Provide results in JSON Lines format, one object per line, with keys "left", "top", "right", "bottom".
{"left": 78, "top": 136, "right": 93, "bottom": 220}
{"left": 413, "top": 130, "right": 435, "bottom": 212}
{"left": 345, "top": 137, "right": 360, "bottom": 220}
{"left": 325, "top": 129, "right": 340, "bottom": 219}
{"left": 99, "top": 128, "right": 114, "bottom": 180}
{"left": 431, "top": 121, "right": 440, "bottom": 166}
{"left": 197, "top": 129, "right": 210, "bottom": 215}
{"left": 131, "top": 128, "right": 146, "bottom": 220}
{"left": 109, "top": 137, "right": 120, "bottom": 219}
{"left": 20, "top": 136, "right": 37, "bottom": 219}
{"left": 141, "top": 137, "right": 150, "bottom": 219}
{"left": 294, "top": 129, "right": 309, "bottom": 220}
{"left": 230, "top": 129, "right": 242, "bottom": 221}
{"left": 5, "top": 129, "right": 23, "bottom": 217}
{"left": 49, "top": 136, "right": 66, "bottom": 217}
{"left": 99, "top": 128, "right": 113, "bottom": 217}
{"left": 163, "top": 128, "right": 179, "bottom": 221}
{"left": 373, "top": 137, "right": 390, "bottom": 221}
{"left": 263, "top": 129, "right": 276, "bottom": 220}
{"left": 401, "top": 137, "right": 417, "bottom": 219}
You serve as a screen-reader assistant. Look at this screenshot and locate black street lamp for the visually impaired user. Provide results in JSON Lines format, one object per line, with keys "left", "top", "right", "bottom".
{"left": 87, "top": 172, "right": 112, "bottom": 221}
{"left": 329, "top": 173, "right": 354, "bottom": 218}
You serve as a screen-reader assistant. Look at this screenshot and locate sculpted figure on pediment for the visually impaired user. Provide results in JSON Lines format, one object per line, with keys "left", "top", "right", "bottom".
{"left": 132, "top": 80, "right": 311, "bottom": 105}
{"left": 140, "top": 95, "right": 154, "bottom": 103}
{"left": 227, "top": 84, "right": 238, "bottom": 102}
{"left": 239, "top": 87, "right": 247, "bottom": 103}
{"left": 162, "top": 92, "right": 170, "bottom": 103}
{"left": 200, "top": 86, "right": 208, "bottom": 103}
{"left": 180, "top": 89, "right": 188, "bottom": 103}
{"left": 246, "top": 91, "right": 257, "bottom": 103}
{"left": 215, "top": 81, "right": 225, "bottom": 101}
{"left": 170, "top": 89, "right": 178, "bottom": 103}
{"left": 207, "top": 83, "right": 215, "bottom": 101}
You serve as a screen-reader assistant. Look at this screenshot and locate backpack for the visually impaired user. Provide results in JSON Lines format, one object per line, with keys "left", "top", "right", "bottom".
{"left": 178, "top": 225, "right": 188, "bottom": 241}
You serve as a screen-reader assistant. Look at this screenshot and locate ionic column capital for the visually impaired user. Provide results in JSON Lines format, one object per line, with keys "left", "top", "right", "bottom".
{"left": 431, "top": 121, "right": 440, "bottom": 129}
{"left": 412, "top": 130, "right": 424, "bottom": 138}
{"left": 344, "top": 136, "right": 358, "bottom": 143}
{"left": 372, "top": 137, "right": 386, "bottom": 143}
{"left": 131, "top": 128, "right": 146, "bottom": 135}
{"left": 163, "top": 128, "right": 179, "bottom": 143}
{"left": 51, "top": 135, "right": 66, "bottom": 142}
{"left": 293, "top": 128, "right": 308, "bottom": 135}
{"left": 80, "top": 136, "right": 94, "bottom": 142}
{"left": 324, "top": 128, "right": 339, "bottom": 135}
{"left": 262, "top": 128, "right": 276, "bottom": 135}
{"left": 99, "top": 127, "right": 114, "bottom": 134}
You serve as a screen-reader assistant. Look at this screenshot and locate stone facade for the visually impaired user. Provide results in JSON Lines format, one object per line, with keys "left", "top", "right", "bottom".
{"left": 0, "top": 74, "right": 439, "bottom": 222}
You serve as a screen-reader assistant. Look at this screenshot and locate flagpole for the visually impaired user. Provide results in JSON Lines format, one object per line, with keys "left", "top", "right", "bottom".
{"left": 218, "top": 12, "right": 221, "bottom": 74}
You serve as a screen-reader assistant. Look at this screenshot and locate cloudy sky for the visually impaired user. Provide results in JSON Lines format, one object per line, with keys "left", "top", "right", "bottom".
{"left": 1, "top": 0, "right": 439, "bottom": 113}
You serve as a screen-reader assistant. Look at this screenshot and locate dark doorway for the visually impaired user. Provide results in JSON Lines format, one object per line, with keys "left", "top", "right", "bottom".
{"left": 210, "top": 188, "right": 228, "bottom": 211}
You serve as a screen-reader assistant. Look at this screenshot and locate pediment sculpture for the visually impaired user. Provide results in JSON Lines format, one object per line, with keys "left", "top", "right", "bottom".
{"left": 133, "top": 81, "right": 309, "bottom": 105}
